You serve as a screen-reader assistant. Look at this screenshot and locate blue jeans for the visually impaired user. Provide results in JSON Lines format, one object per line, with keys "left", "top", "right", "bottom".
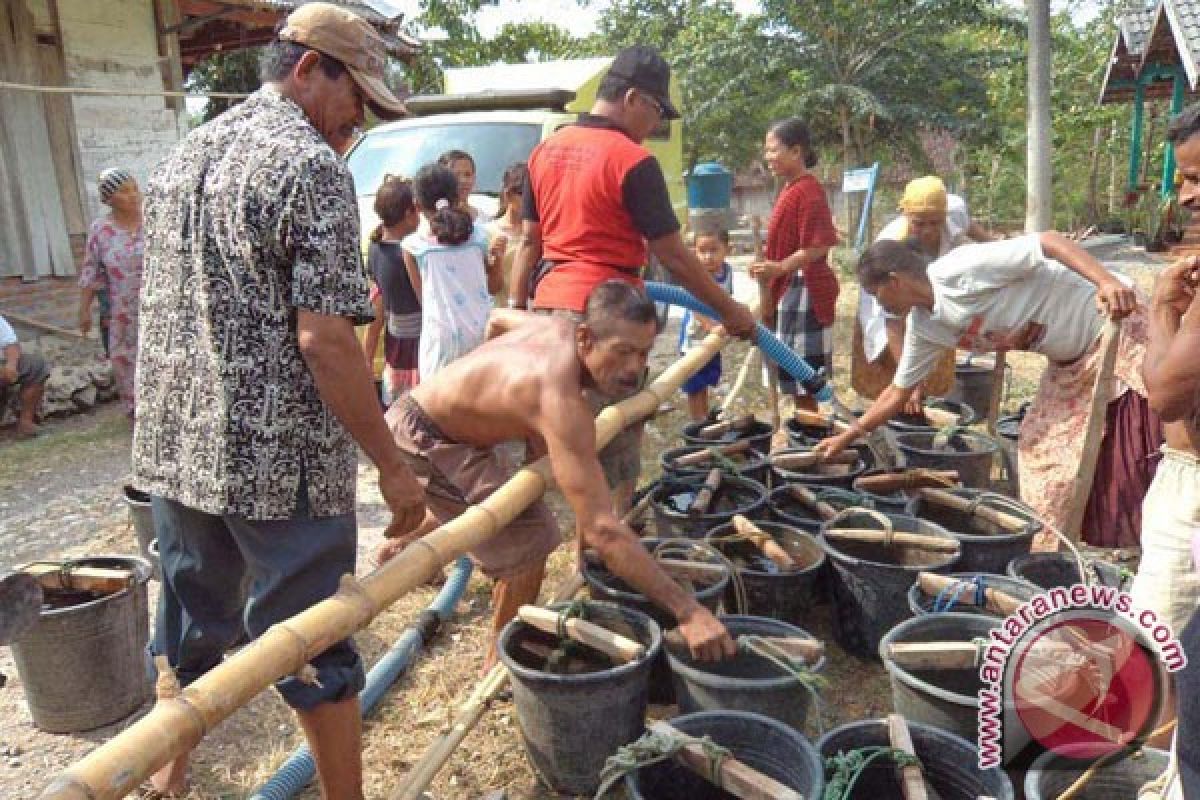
{"left": 149, "top": 486, "right": 365, "bottom": 710}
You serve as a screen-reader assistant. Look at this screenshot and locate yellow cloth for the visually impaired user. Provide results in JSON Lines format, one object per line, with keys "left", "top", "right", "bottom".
{"left": 898, "top": 175, "right": 948, "bottom": 214}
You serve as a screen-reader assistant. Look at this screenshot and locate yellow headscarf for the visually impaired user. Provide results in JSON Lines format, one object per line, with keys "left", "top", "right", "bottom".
{"left": 895, "top": 176, "right": 948, "bottom": 240}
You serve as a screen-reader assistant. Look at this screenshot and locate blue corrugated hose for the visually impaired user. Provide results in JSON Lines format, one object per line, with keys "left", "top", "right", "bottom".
{"left": 643, "top": 282, "right": 833, "bottom": 403}
{"left": 249, "top": 557, "right": 474, "bottom": 800}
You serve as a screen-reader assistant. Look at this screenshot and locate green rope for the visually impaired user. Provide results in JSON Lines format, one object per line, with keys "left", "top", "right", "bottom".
{"left": 705, "top": 447, "right": 743, "bottom": 473}
{"left": 741, "top": 635, "right": 829, "bottom": 734}
{"left": 823, "top": 746, "right": 922, "bottom": 800}
{"left": 593, "top": 727, "right": 730, "bottom": 798}
{"left": 544, "top": 600, "right": 591, "bottom": 674}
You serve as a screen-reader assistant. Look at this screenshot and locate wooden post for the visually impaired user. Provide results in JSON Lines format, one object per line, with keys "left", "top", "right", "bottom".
{"left": 985, "top": 352, "right": 1007, "bottom": 435}
{"left": 1062, "top": 320, "right": 1121, "bottom": 542}
{"left": 672, "top": 439, "right": 752, "bottom": 467}
{"left": 916, "top": 572, "right": 1022, "bottom": 617}
{"left": 787, "top": 485, "right": 838, "bottom": 521}
{"left": 887, "top": 714, "right": 929, "bottom": 800}
{"left": 40, "top": 316, "right": 736, "bottom": 799}
{"left": 648, "top": 721, "right": 805, "bottom": 800}
{"left": 690, "top": 468, "right": 723, "bottom": 515}
{"left": 731, "top": 515, "right": 797, "bottom": 569}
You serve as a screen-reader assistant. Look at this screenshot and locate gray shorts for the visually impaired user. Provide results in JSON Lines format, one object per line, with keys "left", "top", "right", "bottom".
{"left": 6, "top": 352, "right": 49, "bottom": 387}
{"left": 534, "top": 308, "right": 643, "bottom": 488}
{"left": 149, "top": 484, "right": 364, "bottom": 711}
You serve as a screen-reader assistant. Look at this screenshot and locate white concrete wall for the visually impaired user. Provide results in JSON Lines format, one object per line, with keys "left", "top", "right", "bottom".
{"left": 58, "top": 0, "right": 183, "bottom": 221}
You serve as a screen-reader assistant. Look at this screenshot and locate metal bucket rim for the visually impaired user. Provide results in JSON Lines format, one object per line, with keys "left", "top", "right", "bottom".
{"left": 497, "top": 600, "right": 663, "bottom": 685}
{"left": 16, "top": 555, "right": 153, "bottom": 620}
{"left": 879, "top": 611, "right": 996, "bottom": 709}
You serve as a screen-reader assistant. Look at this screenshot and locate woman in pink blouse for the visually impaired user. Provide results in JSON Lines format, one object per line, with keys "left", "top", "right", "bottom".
{"left": 79, "top": 168, "right": 144, "bottom": 418}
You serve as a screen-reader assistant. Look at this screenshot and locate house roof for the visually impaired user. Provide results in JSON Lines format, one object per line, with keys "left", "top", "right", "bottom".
{"left": 173, "top": 0, "right": 423, "bottom": 72}
{"left": 1100, "top": 0, "right": 1200, "bottom": 103}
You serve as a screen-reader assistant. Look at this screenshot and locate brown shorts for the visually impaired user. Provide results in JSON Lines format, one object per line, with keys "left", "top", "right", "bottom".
{"left": 534, "top": 307, "right": 644, "bottom": 488}
{"left": 386, "top": 395, "right": 561, "bottom": 580}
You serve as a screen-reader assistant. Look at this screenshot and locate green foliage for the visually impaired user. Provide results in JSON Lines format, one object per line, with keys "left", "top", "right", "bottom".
{"left": 186, "top": 48, "right": 263, "bottom": 123}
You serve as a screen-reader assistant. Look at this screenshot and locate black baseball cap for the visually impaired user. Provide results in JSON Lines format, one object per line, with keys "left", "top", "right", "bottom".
{"left": 604, "top": 45, "right": 680, "bottom": 120}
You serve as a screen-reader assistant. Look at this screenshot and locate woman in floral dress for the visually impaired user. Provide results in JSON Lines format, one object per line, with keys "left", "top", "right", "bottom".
{"left": 79, "top": 168, "right": 143, "bottom": 418}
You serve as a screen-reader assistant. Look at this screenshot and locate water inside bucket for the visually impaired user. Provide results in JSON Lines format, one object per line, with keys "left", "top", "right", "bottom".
{"left": 40, "top": 587, "right": 112, "bottom": 611}
{"left": 663, "top": 486, "right": 760, "bottom": 515}
{"left": 508, "top": 628, "right": 617, "bottom": 675}
{"left": 908, "top": 666, "right": 983, "bottom": 696}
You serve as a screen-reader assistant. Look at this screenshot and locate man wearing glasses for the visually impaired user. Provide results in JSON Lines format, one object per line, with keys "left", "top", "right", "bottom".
{"left": 511, "top": 45, "right": 755, "bottom": 515}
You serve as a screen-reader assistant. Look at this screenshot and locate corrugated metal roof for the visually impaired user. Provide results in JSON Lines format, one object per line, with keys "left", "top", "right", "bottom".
{"left": 1102, "top": 0, "right": 1200, "bottom": 103}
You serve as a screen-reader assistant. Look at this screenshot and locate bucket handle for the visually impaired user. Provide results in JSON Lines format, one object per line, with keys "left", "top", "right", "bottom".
{"left": 827, "top": 507, "right": 896, "bottom": 547}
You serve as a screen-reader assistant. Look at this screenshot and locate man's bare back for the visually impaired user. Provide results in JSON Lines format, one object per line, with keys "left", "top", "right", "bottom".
{"left": 410, "top": 315, "right": 586, "bottom": 450}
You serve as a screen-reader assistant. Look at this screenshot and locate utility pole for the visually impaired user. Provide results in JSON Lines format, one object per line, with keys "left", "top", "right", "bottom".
{"left": 1026, "top": 0, "right": 1053, "bottom": 232}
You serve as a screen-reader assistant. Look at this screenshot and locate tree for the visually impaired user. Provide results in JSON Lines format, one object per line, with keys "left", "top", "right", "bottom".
{"left": 756, "top": 0, "right": 1023, "bottom": 176}
{"left": 187, "top": 48, "right": 263, "bottom": 123}
{"left": 1026, "top": 0, "right": 1053, "bottom": 231}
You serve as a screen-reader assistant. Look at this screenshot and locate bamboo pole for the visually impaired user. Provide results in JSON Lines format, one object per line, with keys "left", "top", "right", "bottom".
{"left": 887, "top": 714, "right": 929, "bottom": 800}
{"left": 41, "top": 326, "right": 735, "bottom": 800}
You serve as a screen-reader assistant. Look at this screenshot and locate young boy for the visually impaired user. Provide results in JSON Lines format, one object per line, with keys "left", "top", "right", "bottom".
{"left": 679, "top": 230, "right": 735, "bottom": 420}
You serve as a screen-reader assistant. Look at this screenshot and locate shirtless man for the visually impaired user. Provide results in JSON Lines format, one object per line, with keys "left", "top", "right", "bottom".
{"left": 1137, "top": 107, "right": 1200, "bottom": 782}
{"left": 380, "top": 281, "right": 737, "bottom": 670}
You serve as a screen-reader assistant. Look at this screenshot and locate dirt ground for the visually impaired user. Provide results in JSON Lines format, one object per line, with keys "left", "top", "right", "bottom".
{"left": 0, "top": 243, "right": 1166, "bottom": 799}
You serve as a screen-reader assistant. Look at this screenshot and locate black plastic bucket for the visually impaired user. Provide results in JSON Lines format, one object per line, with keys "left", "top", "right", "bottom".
{"left": 879, "top": 612, "right": 998, "bottom": 742}
{"left": 705, "top": 522, "right": 825, "bottom": 624}
{"left": 667, "top": 615, "right": 825, "bottom": 733}
{"left": 650, "top": 476, "right": 768, "bottom": 540}
{"left": 820, "top": 510, "right": 960, "bottom": 659}
{"left": 887, "top": 398, "right": 977, "bottom": 435}
{"left": 625, "top": 710, "right": 825, "bottom": 800}
{"left": 11, "top": 555, "right": 153, "bottom": 732}
{"left": 769, "top": 484, "right": 921, "bottom": 534}
{"left": 917, "top": 489, "right": 1040, "bottom": 574}
{"left": 907, "top": 572, "right": 1042, "bottom": 618}
{"left": 1024, "top": 746, "right": 1169, "bottom": 799}
{"left": 851, "top": 470, "right": 928, "bottom": 515}
{"left": 948, "top": 357, "right": 998, "bottom": 420}
{"left": 1007, "top": 552, "right": 1131, "bottom": 592}
{"left": 818, "top": 718, "right": 1014, "bottom": 799}
{"left": 895, "top": 430, "right": 1000, "bottom": 490}
{"left": 582, "top": 538, "right": 729, "bottom": 703}
{"left": 499, "top": 600, "right": 661, "bottom": 796}
{"left": 682, "top": 418, "right": 776, "bottom": 454}
{"left": 660, "top": 444, "right": 770, "bottom": 486}
{"left": 768, "top": 447, "right": 868, "bottom": 489}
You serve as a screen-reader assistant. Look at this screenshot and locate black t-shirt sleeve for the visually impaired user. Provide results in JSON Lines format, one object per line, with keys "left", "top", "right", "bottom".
{"left": 622, "top": 156, "right": 681, "bottom": 240}
{"left": 521, "top": 177, "right": 539, "bottom": 223}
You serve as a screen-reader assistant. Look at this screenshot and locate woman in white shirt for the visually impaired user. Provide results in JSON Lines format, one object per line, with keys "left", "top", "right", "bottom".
{"left": 818, "top": 232, "right": 1160, "bottom": 550}
{"left": 853, "top": 176, "right": 991, "bottom": 406}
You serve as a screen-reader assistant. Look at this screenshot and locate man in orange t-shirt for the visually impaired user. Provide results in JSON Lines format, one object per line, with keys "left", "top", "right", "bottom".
{"left": 511, "top": 45, "right": 754, "bottom": 510}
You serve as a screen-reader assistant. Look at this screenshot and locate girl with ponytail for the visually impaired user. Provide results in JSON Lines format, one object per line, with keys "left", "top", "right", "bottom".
{"left": 402, "top": 164, "right": 503, "bottom": 380}
{"left": 363, "top": 174, "right": 421, "bottom": 404}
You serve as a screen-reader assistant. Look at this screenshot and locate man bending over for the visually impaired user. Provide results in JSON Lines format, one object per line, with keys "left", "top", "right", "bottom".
{"left": 380, "top": 281, "right": 736, "bottom": 670}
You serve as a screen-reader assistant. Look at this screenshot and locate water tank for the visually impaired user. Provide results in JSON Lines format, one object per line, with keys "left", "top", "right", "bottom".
{"left": 686, "top": 162, "right": 733, "bottom": 210}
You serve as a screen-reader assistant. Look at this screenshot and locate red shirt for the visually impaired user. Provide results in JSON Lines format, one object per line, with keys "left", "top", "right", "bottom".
{"left": 766, "top": 174, "right": 840, "bottom": 326}
{"left": 525, "top": 116, "right": 679, "bottom": 312}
